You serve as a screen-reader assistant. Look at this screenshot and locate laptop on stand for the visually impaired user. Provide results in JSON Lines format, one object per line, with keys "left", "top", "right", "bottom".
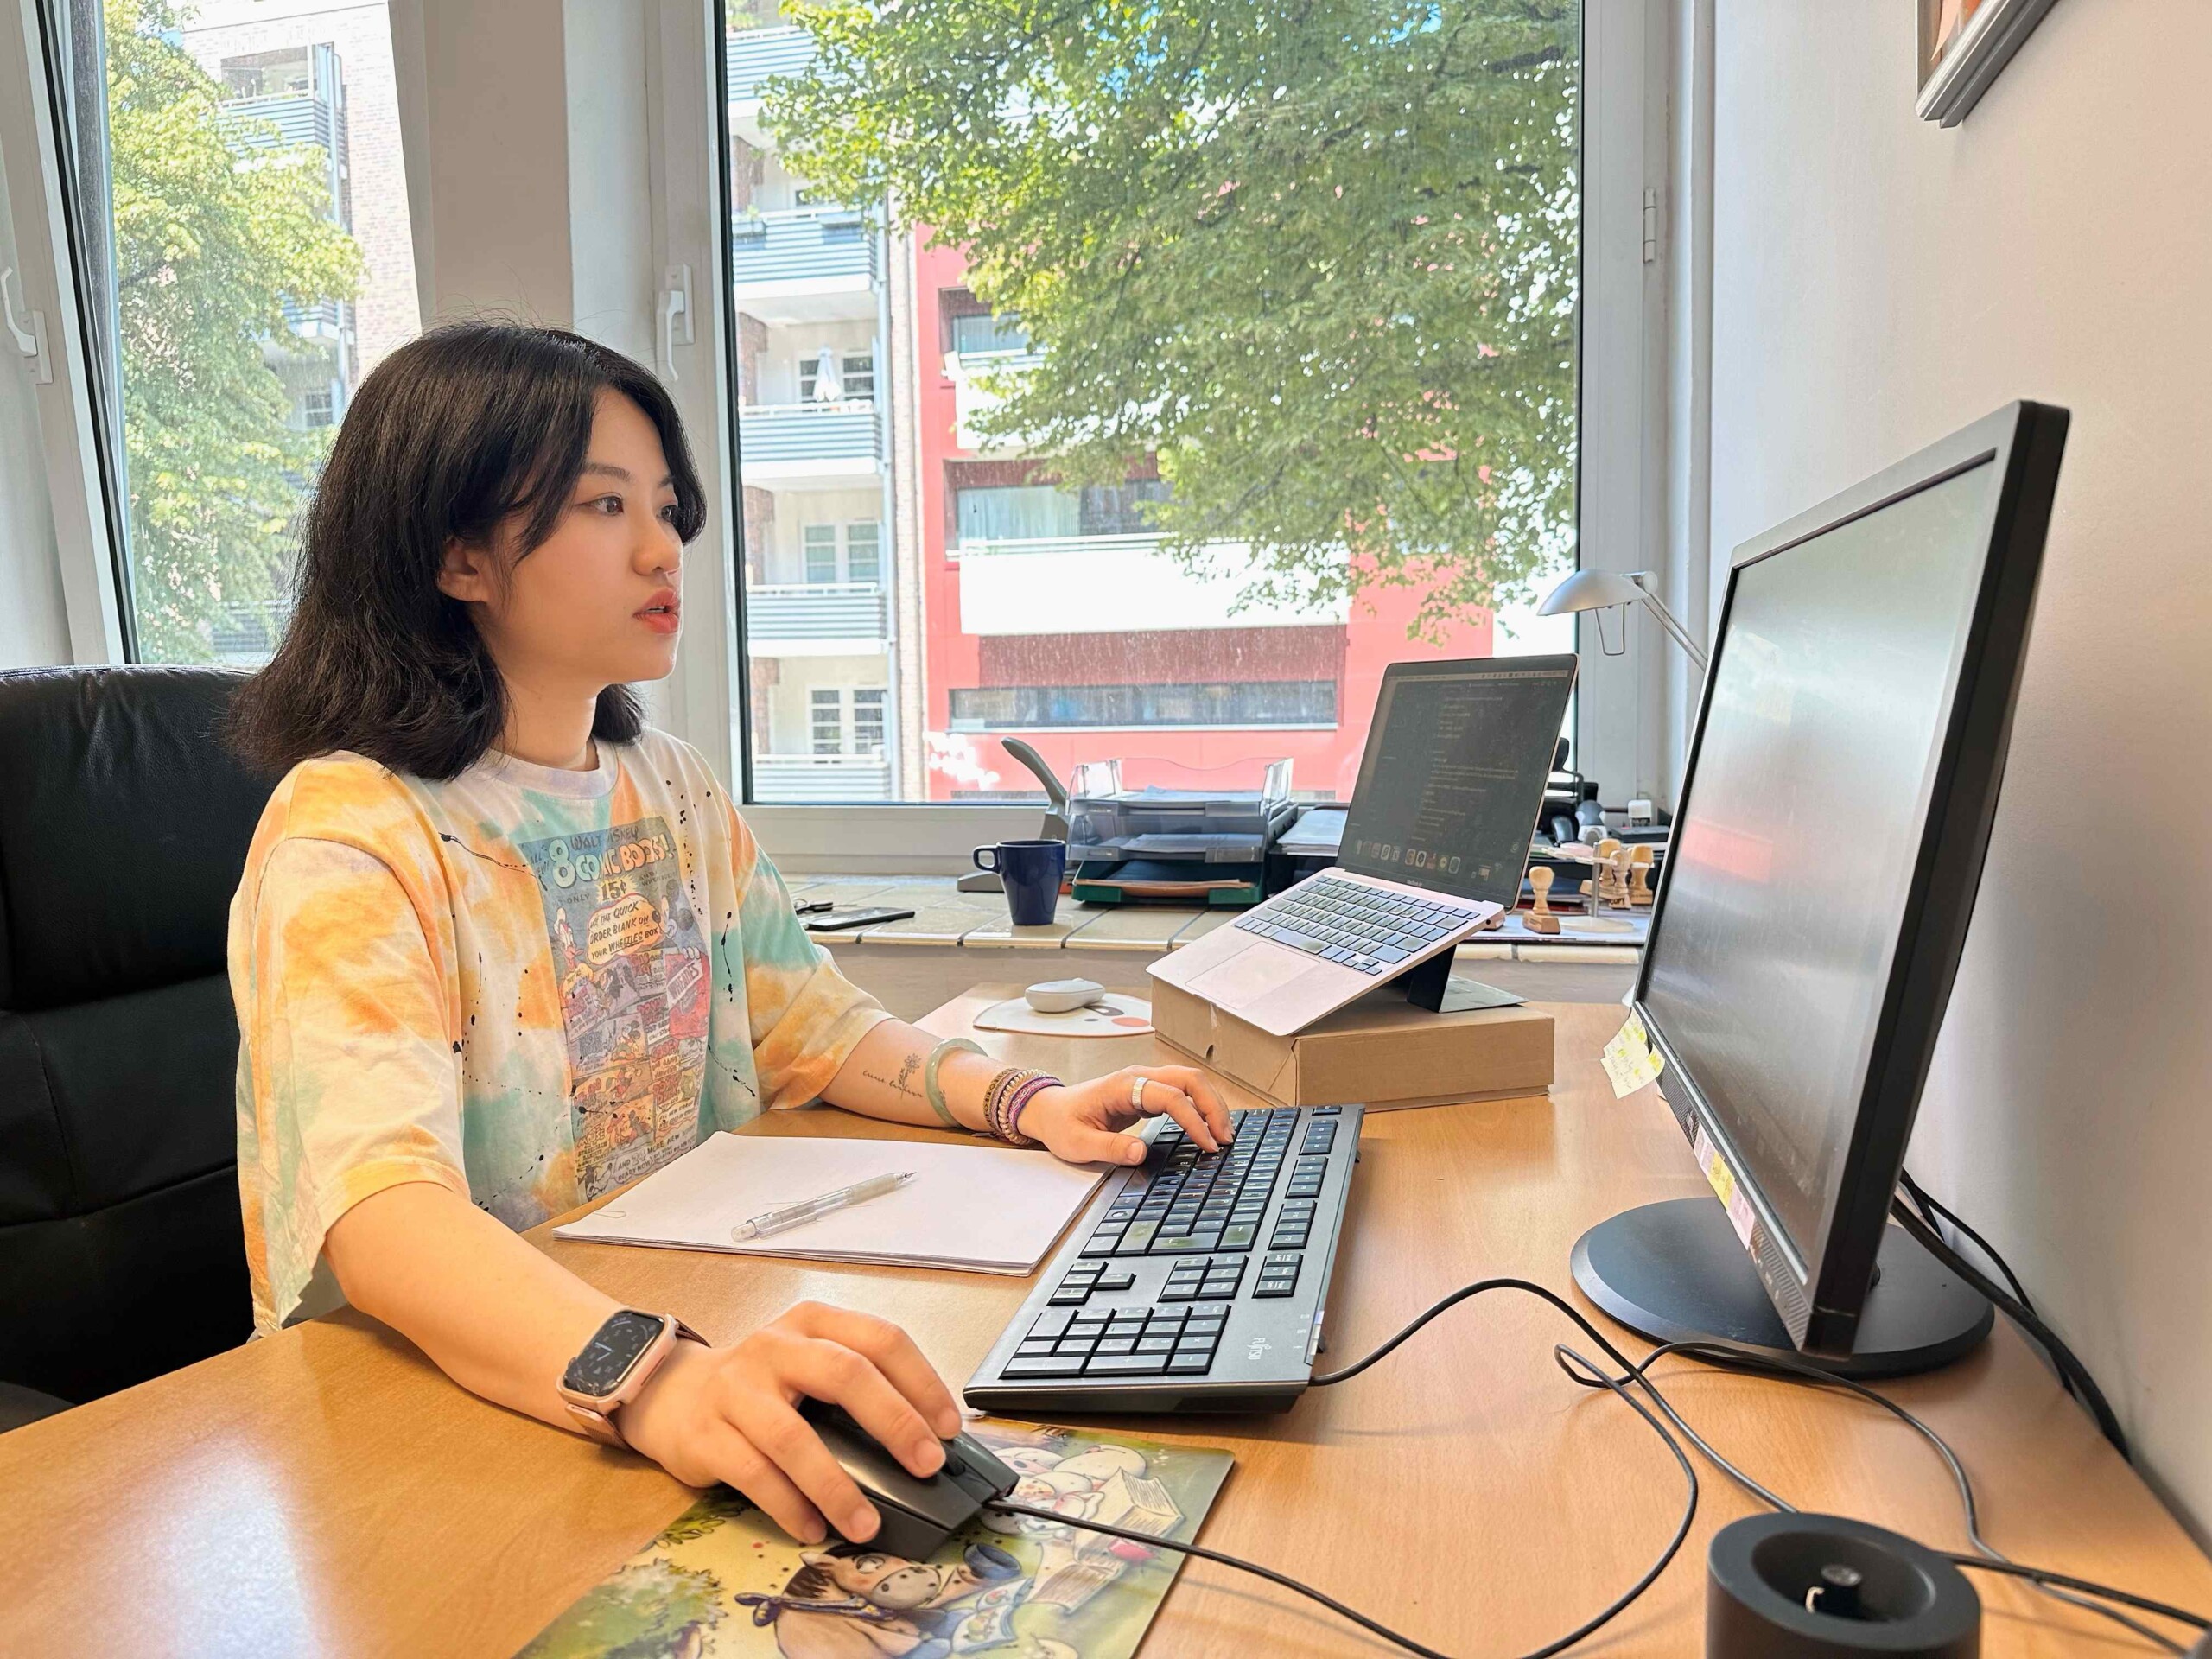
{"left": 1147, "top": 654, "right": 1578, "bottom": 1037}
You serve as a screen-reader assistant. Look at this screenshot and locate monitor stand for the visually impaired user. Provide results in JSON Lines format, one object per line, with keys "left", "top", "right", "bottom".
{"left": 1389, "top": 947, "right": 1526, "bottom": 1015}
{"left": 1569, "top": 1198, "right": 1994, "bottom": 1378}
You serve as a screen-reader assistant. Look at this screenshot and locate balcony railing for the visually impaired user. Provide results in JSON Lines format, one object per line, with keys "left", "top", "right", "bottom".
{"left": 745, "top": 582, "right": 888, "bottom": 643}
{"left": 223, "top": 91, "right": 339, "bottom": 153}
{"left": 731, "top": 208, "right": 877, "bottom": 288}
{"left": 953, "top": 531, "right": 1169, "bottom": 563}
{"left": 726, "top": 26, "right": 817, "bottom": 102}
{"left": 944, "top": 350, "right": 1046, "bottom": 453}
{"left": 738, "top": 401, "right": 880, "bottom": 465}
{"left": 753, "top": 754, "right": 893, "bottom": 803}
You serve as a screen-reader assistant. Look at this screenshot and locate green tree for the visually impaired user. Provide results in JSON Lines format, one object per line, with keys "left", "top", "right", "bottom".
{"left": 105, "top": 0, "right": 361, "bottom": 660}
{"left": 769, "top": 0, "right": 1580, "bottom": 640}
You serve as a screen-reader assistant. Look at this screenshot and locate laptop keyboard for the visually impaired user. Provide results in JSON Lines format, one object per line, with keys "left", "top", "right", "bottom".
{"left": 1230, "top": 873, "right": 1487, "bottom": 975}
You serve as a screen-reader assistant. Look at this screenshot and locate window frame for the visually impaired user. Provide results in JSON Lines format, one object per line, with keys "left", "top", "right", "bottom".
{"left": 3, "top": 0, "right": 130, "bottom": 665}
{"left": 707, "top": 0, "right": 1679, "bottom": 873}
{"left": 11, "top": 0, "right": 1681, "bottom": 878}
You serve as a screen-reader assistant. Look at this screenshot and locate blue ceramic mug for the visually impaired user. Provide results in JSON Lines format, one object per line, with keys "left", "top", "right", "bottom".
{"left": 974, "top": 839, "right": 1067, "bottom": 926}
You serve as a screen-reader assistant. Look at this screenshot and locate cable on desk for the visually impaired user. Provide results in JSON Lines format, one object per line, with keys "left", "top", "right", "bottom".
{"left": 1313, "top": 1274, "right": 2203, "bottom": 1653}
{"left": 1886, "top": 1192, "right": 2129, "bottom": 1459}
{"left": 989, "top": 1279, "right": 1701, "bottom": 1659}
{"left": 1556, "top": 1338, "right": 2198, "bottom": 1652}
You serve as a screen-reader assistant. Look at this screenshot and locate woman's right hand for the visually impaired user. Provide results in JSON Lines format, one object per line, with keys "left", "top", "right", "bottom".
{"left": 616, "top": 1300, "right": 963, "bottom": 1546}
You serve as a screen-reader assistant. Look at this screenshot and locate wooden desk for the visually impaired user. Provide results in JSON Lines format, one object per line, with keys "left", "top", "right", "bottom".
{"left": 3, "top": 995, "right": 2206, "bottom": 1656}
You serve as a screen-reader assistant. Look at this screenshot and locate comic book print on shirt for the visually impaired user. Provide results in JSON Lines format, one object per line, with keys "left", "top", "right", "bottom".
{"left": 520, "top": 816, "right": 712, "bottom": 1199}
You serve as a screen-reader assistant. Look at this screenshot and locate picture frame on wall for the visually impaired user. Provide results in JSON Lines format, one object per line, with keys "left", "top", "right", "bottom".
{"left": 1917, "top": 0, "right": 2063, "bottom": 127}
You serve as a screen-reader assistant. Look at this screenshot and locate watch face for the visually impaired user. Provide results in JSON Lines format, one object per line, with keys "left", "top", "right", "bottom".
{"left": 563, "top": 1310, "right": 665, "bottom": 1398}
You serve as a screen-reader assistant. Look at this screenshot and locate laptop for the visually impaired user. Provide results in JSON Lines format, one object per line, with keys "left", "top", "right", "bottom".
{"left": 1147, "top": 654, "right": 1578, "bottom": 1036}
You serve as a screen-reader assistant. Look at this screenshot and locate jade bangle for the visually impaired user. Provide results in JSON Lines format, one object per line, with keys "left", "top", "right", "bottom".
{"left": 923, "top": 1037, "right": 986, "bottom": 1130}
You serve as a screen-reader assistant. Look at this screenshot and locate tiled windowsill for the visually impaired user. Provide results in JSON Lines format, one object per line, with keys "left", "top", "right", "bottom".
{"left": 790, "top": 876, "right": 1646, "bottom": 963}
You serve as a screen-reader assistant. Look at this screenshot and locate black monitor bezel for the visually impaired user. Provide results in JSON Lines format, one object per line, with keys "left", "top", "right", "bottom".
{"left": 1338, "top": 652, "right": 1579, "bottom": 907}
{"left": 1630, "top": 401, "right": 2069, "bottom": 1358}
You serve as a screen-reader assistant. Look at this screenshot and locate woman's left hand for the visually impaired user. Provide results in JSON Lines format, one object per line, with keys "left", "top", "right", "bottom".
{"left": 1016, "top": 1065, "right": 1236, "bottom": 1166}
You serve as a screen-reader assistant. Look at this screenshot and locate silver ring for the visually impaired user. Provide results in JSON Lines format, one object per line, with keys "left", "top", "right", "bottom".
{"left": 1130, "top": 1075, "right": 1148, "bottom": 1112}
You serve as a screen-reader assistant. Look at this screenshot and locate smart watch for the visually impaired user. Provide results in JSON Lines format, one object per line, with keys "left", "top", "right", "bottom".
{"left": 556, "top": 1309, "right": 706, "bottom": 1447}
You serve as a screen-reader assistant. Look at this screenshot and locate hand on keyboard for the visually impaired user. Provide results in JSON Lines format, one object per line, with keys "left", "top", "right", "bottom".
{"left": 1018, "top": 1064, "right": 1236, "bottom": 1165}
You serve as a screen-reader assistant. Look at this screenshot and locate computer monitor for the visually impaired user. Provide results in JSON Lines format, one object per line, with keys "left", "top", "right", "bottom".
{"left": 1571, "top": 402, "right": 2069, "bottom": 1376}
{"left": 1338, "top": 653, "right": 1579, "bottom": 910}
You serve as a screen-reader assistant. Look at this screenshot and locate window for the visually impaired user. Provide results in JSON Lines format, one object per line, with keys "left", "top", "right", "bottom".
{"left": 853, "top": 687, "right": 887, "bottom": 754}
{"left": 809, "top": 688, "right": 844, "bottom": 754}
{"left": 950, "top": 682, "right": 1337, "bottom": 732}
{"left": 727, "top": 3, "right": 1586, "bottom": 809}
{"left": 796, "top": 349, "right": 873, "bottom": 404}
{"left": 799, "top": 521, "right": 880, "bottom": 586}
{"left": 803, "top": 524, "right": 839, "bottom": 585}
{"left": 956, "top": 486, "right": 1078, "bottom": 547}
{"left": 845, "top": 522, "right": 882, "bottom": 587}
{"left": 35, "top": 0, "right": 420, "bottom": 665}
{"left": 949, "top": 310, "right": 1031, "bottom": 359}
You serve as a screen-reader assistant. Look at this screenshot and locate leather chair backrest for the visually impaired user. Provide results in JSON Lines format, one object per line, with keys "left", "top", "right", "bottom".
{"left": 0, "top": 666, "right": 276, "bottom": 1402}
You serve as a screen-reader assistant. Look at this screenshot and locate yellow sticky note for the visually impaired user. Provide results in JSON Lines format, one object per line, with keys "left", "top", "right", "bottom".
{"left": 1601, "top": 1014, "right": 1666, "bottom": 1098}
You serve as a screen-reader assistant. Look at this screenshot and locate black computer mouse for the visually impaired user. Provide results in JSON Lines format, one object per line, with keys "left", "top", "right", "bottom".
{"left": 798, "top": 1398, "right": 1020, "bottom": 1560}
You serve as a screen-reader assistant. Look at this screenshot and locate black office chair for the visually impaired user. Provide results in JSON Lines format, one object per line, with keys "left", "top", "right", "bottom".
{"left": 0, "top": 665, "right": 275, "bottom": 1425}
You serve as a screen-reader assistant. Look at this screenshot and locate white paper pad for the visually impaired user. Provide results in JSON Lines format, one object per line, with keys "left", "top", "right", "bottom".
{"left": 552, "top": 1133, "right": 1108, "bottom": 1274}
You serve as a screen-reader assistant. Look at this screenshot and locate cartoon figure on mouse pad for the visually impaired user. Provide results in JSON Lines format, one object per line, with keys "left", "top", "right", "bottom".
{"left": 734, "top": 1540, "right": 1058, "bottom": 1659}
{"left": 514, "top": 1421, "right": 1232, "bottom": 1659}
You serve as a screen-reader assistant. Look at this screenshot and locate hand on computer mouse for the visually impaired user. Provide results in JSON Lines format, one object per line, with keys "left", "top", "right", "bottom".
{"left": 618, "top": 1300, "right": 962, "bottom": 1546}
{"left": 1017, "top": 1063, "right": 1234, "bottom": 1162}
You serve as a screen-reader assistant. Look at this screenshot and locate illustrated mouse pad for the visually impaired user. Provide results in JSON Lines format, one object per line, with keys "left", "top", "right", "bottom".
{"left": 516, "top": 1418, "right": 1232, "bottom": 1659}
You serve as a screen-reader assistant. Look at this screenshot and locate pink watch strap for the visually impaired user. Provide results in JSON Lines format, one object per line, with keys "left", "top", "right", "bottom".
{"left": 565, "top": 1316, "right": 707, "bottom": 1448}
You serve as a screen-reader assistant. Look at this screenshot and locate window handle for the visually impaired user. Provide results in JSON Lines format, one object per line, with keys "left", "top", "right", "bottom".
{"left": 658, "top": 263, "right": 693, "bottom": 385}
{"left": 1, "top": 267, "right": 50, "bottom": 385}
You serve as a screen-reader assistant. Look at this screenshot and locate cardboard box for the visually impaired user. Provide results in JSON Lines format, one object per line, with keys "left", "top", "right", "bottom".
{"left": 1149, "top": 977, "right": 1554, "bottom": 1110}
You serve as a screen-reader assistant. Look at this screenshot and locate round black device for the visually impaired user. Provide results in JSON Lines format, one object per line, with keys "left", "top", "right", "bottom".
{"left": 1707, "top": 1512, "right": 1980, "bottom": 1657}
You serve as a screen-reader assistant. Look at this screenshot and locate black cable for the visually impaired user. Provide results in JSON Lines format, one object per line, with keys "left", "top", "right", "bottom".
{"left": 1559, "top": 1338, "right": 2190, "bottom": 1651}
{"left": 1898, "top": 1167, "right": 2036, "bottom": 1313}
{"left": 989, "top": 1279, "right": 1703, "bottom": 1659}
{"left": 1316, "top": 1274, "right": 2198, "bottom": 1651}
{"left": 1935, "top": 1557, "right": 2209, "bottom": 1635}
{"left": 1887, "top": 1195, "right": 2130, "bottom": 1459}
{"left": 988, "top": 1335, "right": 1693, "bottom": 1659}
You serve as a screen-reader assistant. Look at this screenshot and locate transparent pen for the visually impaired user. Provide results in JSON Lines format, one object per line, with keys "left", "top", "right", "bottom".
{"left": 732, "top": 1171, "right": 916, "bottom": 1241}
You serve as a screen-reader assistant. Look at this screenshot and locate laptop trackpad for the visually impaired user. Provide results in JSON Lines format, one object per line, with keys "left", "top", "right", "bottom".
{"left": 1186, "top": 944, "right": 1339, "bottom": 1007}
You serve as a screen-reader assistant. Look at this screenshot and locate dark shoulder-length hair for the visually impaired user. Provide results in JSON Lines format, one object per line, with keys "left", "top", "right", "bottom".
{"left": 228, "top": 321, "right": 708, "bottom": 780}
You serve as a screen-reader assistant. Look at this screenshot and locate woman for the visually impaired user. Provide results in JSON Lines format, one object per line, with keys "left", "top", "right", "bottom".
{"left": 226, "top": 322, "right": 1230, "bottom": 1550}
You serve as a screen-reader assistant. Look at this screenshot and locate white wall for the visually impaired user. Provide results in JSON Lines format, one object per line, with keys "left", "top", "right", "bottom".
{"left": 1710, "top": 3, "right": 2212, "bottom": 1541}
{"left": 390, "top": 0, "right": 574, "bottom": 327}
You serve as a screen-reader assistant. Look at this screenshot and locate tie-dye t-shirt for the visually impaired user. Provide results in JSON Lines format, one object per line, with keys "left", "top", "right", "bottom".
{"left": 227, "top": 728, "right": 889, "bottom": 1333}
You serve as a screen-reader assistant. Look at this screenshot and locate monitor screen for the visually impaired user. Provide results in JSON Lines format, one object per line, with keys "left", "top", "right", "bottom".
{"left": 1639, "top": 459, "right": 1999, "bottom": 1274}
{"left": 1338, "top": 655, "right": 1577, "bottom": 906}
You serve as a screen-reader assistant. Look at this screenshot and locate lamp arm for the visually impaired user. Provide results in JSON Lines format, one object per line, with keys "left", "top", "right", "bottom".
{"left": 1634, "top": 588, "right": 1709, "bottom": 673}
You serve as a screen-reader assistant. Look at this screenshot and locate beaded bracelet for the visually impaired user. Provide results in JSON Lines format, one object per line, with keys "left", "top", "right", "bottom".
{"left": 981, "top": 1066, "right": 1058, "bottom": 1147}
{"left": 982, "top": 1066, "right": 1039, "bottom": 1141}
{"left": 1001, "top": 1073, "right": 1057, "bottom": 1148}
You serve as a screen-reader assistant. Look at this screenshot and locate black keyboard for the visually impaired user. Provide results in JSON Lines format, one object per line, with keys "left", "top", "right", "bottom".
{"left": 965, "top": 1103, "right": 1363, "bottom": 1414}
{"left": 1229, "top": 872, "right": 1488, "bottom": 976}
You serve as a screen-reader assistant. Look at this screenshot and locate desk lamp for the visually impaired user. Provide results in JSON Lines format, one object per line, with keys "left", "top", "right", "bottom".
{"left": 1537, "top": 569, "right": 1708, "bottom": 674}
